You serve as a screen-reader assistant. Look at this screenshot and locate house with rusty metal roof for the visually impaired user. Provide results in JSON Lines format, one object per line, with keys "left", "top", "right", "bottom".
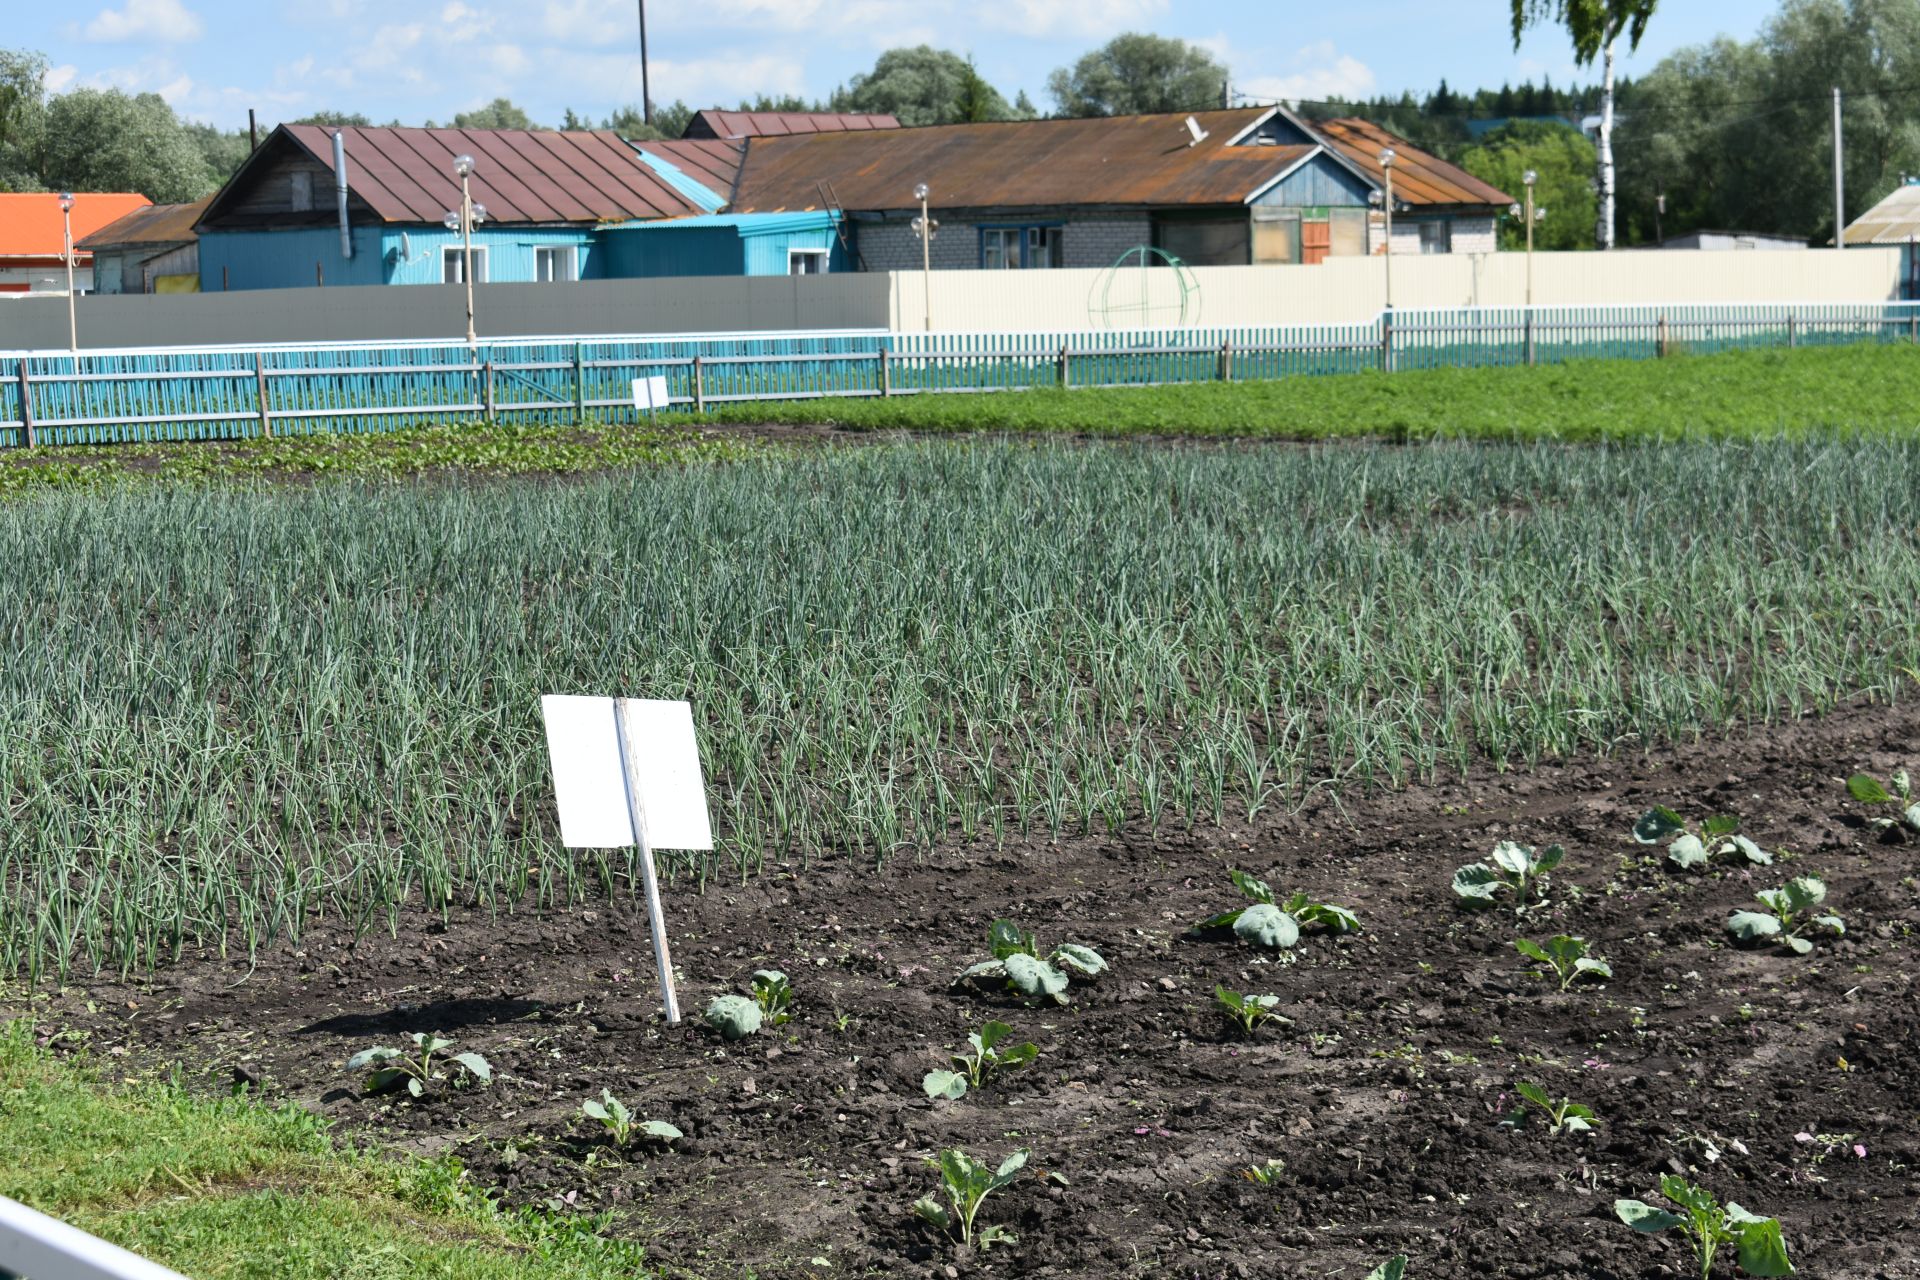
{"left": 0, "top": 193, "right": 152, "bottom": 297}
{"left": 682, "top": 110, "right": 899, "bottom": 140}
{"left": 194, "top": 123, "right": 735, "bottom": 291}
{"left": 653, "top": 105, "right": 1510, "bottom": 272}
{"left": 77, "top": 198, "right": 209, "bottom": 294}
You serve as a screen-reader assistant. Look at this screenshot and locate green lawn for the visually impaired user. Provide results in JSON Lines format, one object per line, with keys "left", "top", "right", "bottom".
{"left": 698, "top": 342, "right": 1920, "bottom": 440}
{"left": 0, "top": 1023, "right": 655, "bottom": 1280}
{"left": 5, "top": 344, "right": 1920, "bottom": 495}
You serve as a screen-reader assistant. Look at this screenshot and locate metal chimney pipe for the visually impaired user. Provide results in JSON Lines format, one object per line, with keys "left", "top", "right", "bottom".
{"left": 332, "top": 130, "right": 353, "bottom": 260}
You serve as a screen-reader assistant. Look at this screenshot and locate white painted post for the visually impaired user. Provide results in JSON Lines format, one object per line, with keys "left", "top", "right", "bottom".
{"left": 613, "top": 698, "right": 681, "bottom": 1025}
{"left": 0, "top": 1194, "right": 191, "bottom": 1280}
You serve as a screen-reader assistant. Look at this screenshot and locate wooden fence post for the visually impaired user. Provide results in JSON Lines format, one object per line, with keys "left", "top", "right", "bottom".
{"left": 1788, "top": 313, "right": 1797, "bottom": 349}
{"left": 1525, "top": 312, "right": 1536, "bottom": 367}
{"left": 254, "top": 355, "right": 272, "bottom": 440}
{"left": 1657, "top": 314, "right": 1670, "bottom": 359}
{"left": 879, "top": 346, "right": 891, "bottom": 397}
{"left": 1218, "top": 340, "right": 1233, "bottom": 383}
{"left": 482, "top": 359, "right": 495, "bottom": 423}
{"left": 572, "top": 343, "right": 585, "bottom": 426}
{"left": 1380, "top": 312, "right": 1394, "bottom": 373}
{"left": 1057, "top": 344, "right": 1070, "bottom": 389}
{"left": 15, "top": 362, "right": 35, "bottom": 449}
{"left": 692, "top": 355, "right": 705, "bottom": 413}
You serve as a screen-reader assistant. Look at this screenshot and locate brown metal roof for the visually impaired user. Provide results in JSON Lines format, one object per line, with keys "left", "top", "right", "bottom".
{"left": 732, "top": 108, "right": 1325, "bottom": 213}
{"left": 684, "top": 110, "right": 899, "bottom": 140}
{"left": 1314, "top": 117, "right": 1512, "bottom": 208}
{"left": 76, "top": 197, "right": 210, "bottom": 250}
{"left": 636, "top": 139, "right": 748, "bottom": 201}
{"left": 263, "top": 125, "right": 706, "bottom": 225}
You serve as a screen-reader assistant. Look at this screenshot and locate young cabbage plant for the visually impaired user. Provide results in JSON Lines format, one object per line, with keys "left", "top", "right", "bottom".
{"left": 922, "top": 1020, "right": 1038, "bottom": 1100}
{"left": 705, "top": 994, "right": 763, "bottom": 1041}
{"left": 1452, "top": 841, "right": 1564, "bottom": 910}
{"left": 1198, "top": 870, "right": 1360, "bottom": 949}
{"left": 1614, "top": 1175, "right": 1794, "bottom": 1279}
{"left": 912, "top": 1147, "right": 1029, "bottom": 1251}
{"left": 1502, "top": 1081, "right": 1596, "bottom": 1135}
{"left": 580, "top": 1090, "right": 682, "bottom": 1148}
{"left": 1214, "top": 985, "right": 1290, "bottom": 1037}
{"left": 1634, "top": 807, "right": 1770, "bottom": 870}
{"left": 958, "top": 919, "right": 1106, "bottom": 1006}
{"left": 1364, "top": 1257, "right": 1409, "bottom": 1280}
{"left": 1847, "top": 771, "right": 1920, "bottom": 836}
{"left": 752, "top": 970, "right": 793, "bottom": 1026}
{"left": 1241, "top": 1157, "right": 1286, "bottom": 1186}
{"left": 1727, "top": 877, "right": 1844, "bottom": 956}
{"left": 346, "top": 1032, "right": 491, "bottom": 1098}
{"left": 1514, "top": 935, "right": 1612, "bottom": 991}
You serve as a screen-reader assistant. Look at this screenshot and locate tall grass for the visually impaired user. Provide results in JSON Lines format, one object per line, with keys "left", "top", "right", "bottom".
{"left": 3, "top": 438, "right": 1918, "bottom": 978}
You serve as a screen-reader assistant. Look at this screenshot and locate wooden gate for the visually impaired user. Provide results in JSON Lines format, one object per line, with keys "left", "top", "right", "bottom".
{"left": 1302, "top": 220, "right": 1332, "bottom": 265}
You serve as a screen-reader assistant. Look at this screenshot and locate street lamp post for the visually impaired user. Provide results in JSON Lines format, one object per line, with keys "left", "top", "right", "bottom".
{"left": 59, "top": 192, "right": 76, "bottom": 353}
{"left": 912, "top": 183, "right": 934, "bottom": 332}
{"left": 1522, "top": 168, "right": 1538, "bottom": 307}
{"left": 1378, "top": 148, "right": 1396, "bottom": 311}
{"left": 444, "top": 155, "right": 488, "bottom": 346}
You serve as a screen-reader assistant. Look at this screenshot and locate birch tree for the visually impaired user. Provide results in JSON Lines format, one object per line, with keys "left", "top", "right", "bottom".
{"left": 1511, "top": 1, "right": 1659, "bottom": 249}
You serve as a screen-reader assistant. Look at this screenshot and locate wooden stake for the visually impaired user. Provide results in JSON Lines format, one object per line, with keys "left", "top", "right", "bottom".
{"left": 613, "top": 698, "right": 681, "bottom": 1024}
{"left": 255, "top": 356, "right": 272, "bottom": 439}
{"left": 15, "top": 362, "right": 35, "bottom": 449}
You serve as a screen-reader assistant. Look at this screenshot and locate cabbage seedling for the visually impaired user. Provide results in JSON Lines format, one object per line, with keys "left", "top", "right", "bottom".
{"left": 1214, "top": 985, "right": 1290, "bottom": 1036}
{"left": 1503, "top": 1081, "right": 1596, "bottom": 1135}
{"left": 1847, "top": 771, "right": 1919, "bottom": 836}
{"left": 752, "top": 970, "right": 793, "bottom": 1026}
{"left": 1452, "top": 841, "right": 1564, "bottom": 910}
{"left": 1514, "top": 935, "right": 1612, "bottom": 990}
{"left": 1634, "top": 806, "right": 1770, "bottom": 870}
{"left": 705, "top": 994, "right": 763, "bottom": 1041}
{"left": 922, "top": 1020, "right": 1038, "bottom": 1100}
{"left": 580, "top": 1090, "right": 682, "bottom": 1148}
{"left": 1365, "top": 1258, "right": 1409, "bottom": 1280}
{"left": 912, "top": 1147, "right": 1029, "bottom": 1251}
{"left": 346, "top": 1032, "right": 491, "bottom": 1098}
{"left": 958, "top": 919, "right": 1106, "bottom": 1005}
{"left": 1197, "top": 870, "right": 1360, "bottom": 949}
{"left": 1727, "top": 877, "right": 1843, "bottom": 956}
{"left": 1614, "top": 1175, "right": 1794, "bottom": 1278}
{"left": 1241, "top": 1157, "right": 1286, "bottom": 1186}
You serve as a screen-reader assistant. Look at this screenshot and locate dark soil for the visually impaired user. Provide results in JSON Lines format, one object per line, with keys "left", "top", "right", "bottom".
{"left": 11, "top": 698, "right": 1920, "bottom": 1280}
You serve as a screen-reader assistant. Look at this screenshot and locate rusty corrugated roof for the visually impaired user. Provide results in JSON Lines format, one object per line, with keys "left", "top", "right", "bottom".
{"left": 635, "top": 139, "right": 748, "bottom": 202}
{"left": 1314, "top": 117, "right": 1512, "bottom": 208}
{"left": 76, "top": 197, "right": 210, "bottom": 250}
{"left": 256, "top": 126, "right": 706, "bottom": 225}
{"left": 732, "top": 108, "right": 1325, "bottom": 213}
{"left": 685, "top": 110, "right": 899, "bottom": 140}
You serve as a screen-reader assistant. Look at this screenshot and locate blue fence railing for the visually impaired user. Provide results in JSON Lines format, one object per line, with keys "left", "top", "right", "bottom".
{"left": 3, "top": 302, "right": 1918, "bottom": 448}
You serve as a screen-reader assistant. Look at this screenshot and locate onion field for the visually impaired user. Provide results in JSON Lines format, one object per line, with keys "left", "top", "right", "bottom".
{"left": 3, "top": 438, "right": 1919, "bottom": 980}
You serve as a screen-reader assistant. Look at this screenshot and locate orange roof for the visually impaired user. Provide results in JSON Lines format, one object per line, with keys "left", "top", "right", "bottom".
{"left": 0, "top": 193, "right": 152, "bottom": 259}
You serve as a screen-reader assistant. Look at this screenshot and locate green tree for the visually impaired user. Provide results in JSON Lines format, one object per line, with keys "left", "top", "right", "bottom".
{"left": 293, "top": 110, "right": 372, "bottom": 128}
{"left": 188, "top": 122, "right": 251, "bottom": 186}
{"left": 451, "top": 98, "right": 541, "bottom": 130}
{"left": 40, "top": 88, "right": 214, "bottom": 202}
{"left": 1511, "top": 0, "right": 1660, "bottom": 248}
{"left": 1459, "top": 120, "right": 1598, "bottom": 250}
{"left": 1046, "top": 33, "right": 1226, "bottom": 117}
{"left": 830, "top": 46, "right": 1016, "bottom": 126}
{"left": 0, "top": 47, "right": 48, "bottom": 191}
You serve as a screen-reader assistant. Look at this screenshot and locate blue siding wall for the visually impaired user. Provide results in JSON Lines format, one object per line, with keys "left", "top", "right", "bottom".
{"left": 380, "top": 227, "right": 601, "bottom": 284}
{"left": 742, "top": 226, "right": 842, "bottom": 276}
{"left": 200, "top": 226, "right": 388, "bottom": 291}
{"left": 1252, "top": 153, "right": 1374, "bottom": 208}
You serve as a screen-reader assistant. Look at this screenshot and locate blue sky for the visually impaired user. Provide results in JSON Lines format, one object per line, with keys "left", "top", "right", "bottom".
{"left": 25, "top": 0, "right": 1776, "bottom": 129}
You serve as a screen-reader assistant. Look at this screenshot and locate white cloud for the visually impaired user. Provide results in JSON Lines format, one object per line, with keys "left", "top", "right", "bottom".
{"left": 82, "top": 0, "right": 204, "bottom": 44}
{"left": 978, "top": 0, "right": 1167, "bottom": 39}
{"left": 43, "top": 64, "right": 79, "bottom": 93}
{"left": 1239, "top": 41, "right": 1376, "bottom": 104}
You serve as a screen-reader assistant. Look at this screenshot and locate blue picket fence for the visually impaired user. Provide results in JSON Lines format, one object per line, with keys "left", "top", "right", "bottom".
{"left": 3, "top": 301, "right": 1917, "bottom": 448}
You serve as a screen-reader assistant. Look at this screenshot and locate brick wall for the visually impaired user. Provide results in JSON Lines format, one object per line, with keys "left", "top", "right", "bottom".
{"left": 1370, "top": 215, "right": 1499, "bottom": 256}
{"left": 855, "top": 212, "right": 1154, "bottom": 272}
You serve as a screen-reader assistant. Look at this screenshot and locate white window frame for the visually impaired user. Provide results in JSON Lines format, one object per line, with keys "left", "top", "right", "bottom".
{"left": 1417, "top": 219, "right": 1452, "bottom": 255}
{"left": 1025, "top": 225, "right": 1062, "bottom": 269}
{"left": 533, "top": 245, "right": 578, "bottom": 282}
{"left": 442, "top": 245, "right": 489, "bottom": 284}
{"left": 981, "top": 227, "right": 1020, "bottom": 270}
{"left": 788, "top": 248, "right": 829, "bottom": 275}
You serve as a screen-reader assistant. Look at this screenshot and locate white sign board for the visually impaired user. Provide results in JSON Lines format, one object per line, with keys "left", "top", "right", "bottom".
{"left": 540, "top": 695, "right": 713, "bottom": 851}
{"left": 631, "top": 375, "right": 671, "bottom": 413}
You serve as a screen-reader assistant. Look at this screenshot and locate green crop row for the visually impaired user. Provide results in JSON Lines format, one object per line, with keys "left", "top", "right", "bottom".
{"left": 2, "top": 437, "right": 1919, "bottom": 977}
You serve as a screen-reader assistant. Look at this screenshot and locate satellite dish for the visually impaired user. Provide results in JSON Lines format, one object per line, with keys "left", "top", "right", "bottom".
{"left": 1184, "top": 116, "right": 1210, "bottom": 148}
{"left": 400, "top": 232, "right": 413, "bottom": 259}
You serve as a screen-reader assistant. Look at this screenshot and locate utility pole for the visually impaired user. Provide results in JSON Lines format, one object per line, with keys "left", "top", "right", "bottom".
{"left": 1833, "top": 87, "right": 1846, "bottom": 249}
{"left": 638, "top": 1, "right": 652, "bottom": 129}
